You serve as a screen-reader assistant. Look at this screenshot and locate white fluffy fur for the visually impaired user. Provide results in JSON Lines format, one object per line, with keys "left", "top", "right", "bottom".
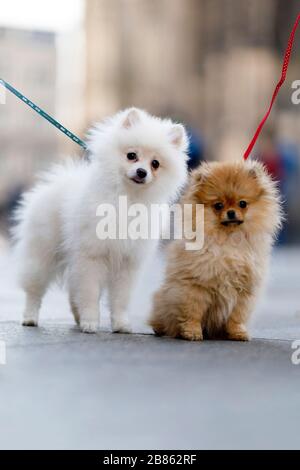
{"left": 13, "top": 108, "right": 188, "bottom": 333}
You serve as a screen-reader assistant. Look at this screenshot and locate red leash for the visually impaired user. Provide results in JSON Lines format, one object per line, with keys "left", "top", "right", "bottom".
{"left": 244, "top": 13, "right": 300, "bottom": 160}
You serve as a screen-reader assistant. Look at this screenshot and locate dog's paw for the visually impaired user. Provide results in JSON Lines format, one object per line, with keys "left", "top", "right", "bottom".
{"left": 112, "top": 320, "right": 132, "bottom": 334}
{"left": 227, "top": 330, "right": 250, "bottom": 341}
{"left": 22, "top": 319, "right": 38, "bottom": 327}
{"left": 180, "top": 323, "right": 203, "bottom": 341}
{"left": 226, "top": 323, "right": 250, "bottom": 341}
{"left": 80, "top": 320, "right": 98, "bottom": 334}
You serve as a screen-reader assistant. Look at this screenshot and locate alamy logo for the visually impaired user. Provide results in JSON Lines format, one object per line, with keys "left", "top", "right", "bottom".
{"left": 291, "top": 80, "right": 300, "bottom": 104}
{"left": 0, "top": 82, "right": 6, "bottom": 104}
{"left": 0, "top": 341, "right": 6, "bottom": 365}
{"left": 291, "top": 340, "right": 300, "bottom": 365}
{"left": 95, "top": 197, "right": 205, "bottom": 251}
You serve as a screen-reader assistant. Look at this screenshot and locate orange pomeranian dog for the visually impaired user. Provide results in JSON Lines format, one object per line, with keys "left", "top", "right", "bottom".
{"left": 149, "top": 159, "right": 283, "bottom": 341}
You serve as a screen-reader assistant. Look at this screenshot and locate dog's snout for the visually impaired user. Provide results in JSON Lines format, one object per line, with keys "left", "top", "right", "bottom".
{"left": 227, "top": 210, "right": 236, "bottom": 220}
{"left": 136, "top": 168, "right": 147, "bottom": 179}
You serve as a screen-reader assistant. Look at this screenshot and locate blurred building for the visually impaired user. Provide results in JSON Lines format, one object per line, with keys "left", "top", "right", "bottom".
{"left": 84, "top": 0, "right": 300, "bottom": 160}
{"left": 0, "top": 26, "right": 57, "bottom": 205}
{"left": 55, "top": 28, "right": 86, "bottom": 155}
{"left": 0, "top": 1, "right": 299, "bottom": 240}
{"left": 84, "top": 0, "right": 203, "bottom": 126}
{"left": 84, "top": 0, "right": 300, "bottom": 241}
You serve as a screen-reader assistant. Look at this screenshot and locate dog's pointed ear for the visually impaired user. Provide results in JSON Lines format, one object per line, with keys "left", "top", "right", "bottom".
{"left": 193, "top": 162, "right": 210, "bottom": 184}
{"left": 169, "top": 124, "right": 188, "bottom": 151}
{"left": 122, "top": 108, "right": 141, "bottom": 129}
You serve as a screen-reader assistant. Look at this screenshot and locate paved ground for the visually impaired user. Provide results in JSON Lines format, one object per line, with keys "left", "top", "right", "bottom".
{"left": 0, "top": 242, "right": 300, "bottom": 450}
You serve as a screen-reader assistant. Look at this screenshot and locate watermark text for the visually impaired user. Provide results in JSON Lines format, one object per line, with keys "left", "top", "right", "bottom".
{"left": 0, "top": 341, "right": 6, "bottom": 365}
{"left": 291, "top": 80, "right": 300, "bottom": 104}
{"left": 96, "top": 197, "right": 205, "bottom": 251}
{"left": 0, "top": 81, "right": 6, "bottom": 104}
{"left": 291, "top": 339, "right": 300, "bottom": 365}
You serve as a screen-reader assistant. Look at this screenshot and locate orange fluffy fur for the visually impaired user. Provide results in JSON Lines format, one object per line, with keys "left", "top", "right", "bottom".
{"left": 149, "top": 159, "right": 283, "bottom": 341}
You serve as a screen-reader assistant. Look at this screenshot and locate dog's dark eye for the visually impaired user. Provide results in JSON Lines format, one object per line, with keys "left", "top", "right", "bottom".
{"left": 239, "top": 200, "right": 247, "bottom": 209}
{"left": 127, "top": 152, "right": 137, "bottom": 161}
{"left": 151, "top": 159, "right": 160, "bottom": 170}
{"left": 214, "top": 202, "right": 224, "bottom": 211}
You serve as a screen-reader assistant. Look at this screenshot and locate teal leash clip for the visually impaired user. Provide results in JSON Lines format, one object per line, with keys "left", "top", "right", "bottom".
{"left": 0, "top": 78, "right": 88, "bottom": 152}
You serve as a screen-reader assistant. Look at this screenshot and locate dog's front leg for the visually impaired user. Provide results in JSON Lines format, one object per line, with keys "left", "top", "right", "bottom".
{"left": 69, "top": 256, "right": 107, "bottom": 334}
{"left": 108, "top": 261, "right": 137, "bottom": 333}
{"left": 225, "top": 295, "right": 254, "bottom": 341}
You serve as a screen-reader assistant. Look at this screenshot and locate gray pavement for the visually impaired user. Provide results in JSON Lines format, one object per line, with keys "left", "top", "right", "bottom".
{"left": 0, "top": 245, "right": 300, "bottom": 449}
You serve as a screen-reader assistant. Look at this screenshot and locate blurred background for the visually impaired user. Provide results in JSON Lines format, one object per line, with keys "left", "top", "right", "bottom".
{"left": 1, "top": 2, "right": 300, "bottom": 450}
{"left": 0, "top": 0, "right": 299, "bottom": 243}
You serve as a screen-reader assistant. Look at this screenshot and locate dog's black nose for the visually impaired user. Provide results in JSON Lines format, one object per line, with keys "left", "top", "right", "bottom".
{"left": 136, "top": 168, "right": 147, "bottom": 179}
{"left": 227, "top": 210, "right": 236, "bottom": 220}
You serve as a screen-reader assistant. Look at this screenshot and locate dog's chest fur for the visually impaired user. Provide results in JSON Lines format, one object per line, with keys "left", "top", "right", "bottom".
{"left": 174, "top": 232, "right": 269, "bottom": 329}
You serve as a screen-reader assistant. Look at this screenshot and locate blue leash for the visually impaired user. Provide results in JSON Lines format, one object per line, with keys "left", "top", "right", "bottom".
{"left": 0, "top": 78, "right": 88, "bottom": 151}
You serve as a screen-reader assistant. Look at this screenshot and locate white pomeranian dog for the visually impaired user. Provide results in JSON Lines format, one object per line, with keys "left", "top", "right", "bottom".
{"left": 13, "top": 108, "right": 188, "bottom": 333}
